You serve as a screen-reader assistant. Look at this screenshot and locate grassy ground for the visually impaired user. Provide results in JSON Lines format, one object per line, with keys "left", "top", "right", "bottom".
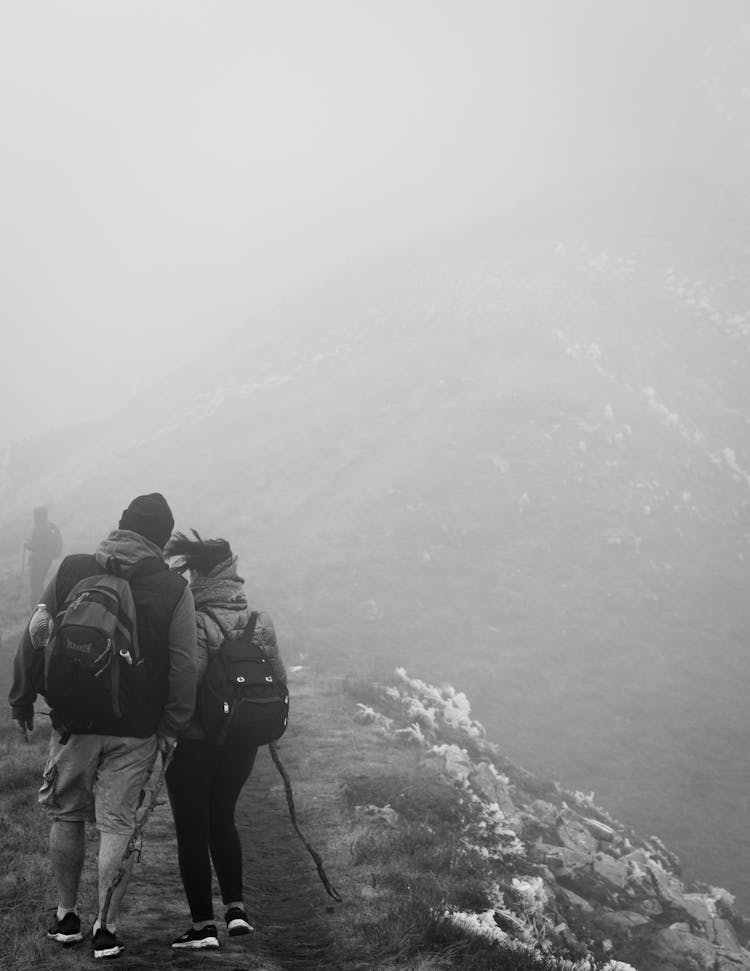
{"left": 0, "top": 649, "right": 462, "bottom": 971}
{"left": 2, "top": 636, "right": 629, "bottom": 971}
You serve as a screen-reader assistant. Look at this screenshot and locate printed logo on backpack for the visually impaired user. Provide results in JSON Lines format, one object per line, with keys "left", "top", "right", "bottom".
{"left": 44, "top": 570, "right": 143, "bottom": 723}
{"left": 198, "top": 610, "right": 289, "bottom": 748}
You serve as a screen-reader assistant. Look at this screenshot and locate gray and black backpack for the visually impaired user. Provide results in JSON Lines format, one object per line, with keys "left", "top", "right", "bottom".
{"left": 43, "top": 557, "right": 161, "bottom": 729}
{"left": 198, "top": 609, "right": 289, "bottom": 748}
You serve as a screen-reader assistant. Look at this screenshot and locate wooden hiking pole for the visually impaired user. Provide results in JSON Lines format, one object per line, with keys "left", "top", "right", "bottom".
{"left": 268, "top": 742, "right": 342, "bottom": 902}
{"left": 100, "top": 747, "right": 175, "bottom": 930}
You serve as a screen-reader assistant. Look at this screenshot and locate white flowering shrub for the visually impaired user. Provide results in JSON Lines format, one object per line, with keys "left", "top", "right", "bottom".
{"left": 349, "top": 670, "right": 644, "bottom": 971}
{"left": 403, "top": 695, "right": 438, "bottom": 730}
{"left": 443, "top": 908, "right": 607, "bottom": 970}
{"left": 511, "top": 876, "right": 548, "bottom": 916}
{"left": 571, "top": 789, "right": 596, "bottom": 809}
{"left": 354, "top": 703, "right": 394, "bottom": 734}
{"left": 394, "top": 667, "right": 486, "bottom": 740}
{"left": 394, "top": 721, "right": 426, "bottom": 744}
{"left": 445, "top": 908, "right": 509, "bottom": 944}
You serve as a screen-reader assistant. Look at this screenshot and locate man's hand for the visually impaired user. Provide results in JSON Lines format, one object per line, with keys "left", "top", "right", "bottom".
{"left": 156, "top": 734, "right": 177, "bottom": 762}
{"left": 13, "top": 710, "right": 33, "bottom": 742}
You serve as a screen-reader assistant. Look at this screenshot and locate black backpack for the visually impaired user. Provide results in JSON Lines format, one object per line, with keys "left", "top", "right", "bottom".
{"left": 42, "top": 556, "right": 163, "bottom": 728}
{"left": 197, "top": 609, "right": 289, "bottom": 747}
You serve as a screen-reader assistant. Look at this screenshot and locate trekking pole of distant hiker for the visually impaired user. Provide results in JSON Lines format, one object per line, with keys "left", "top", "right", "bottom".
{"left": 100, "top": 745, "right": 175, "bottom": 930}
{"left": 268, "top": 742, "right": 342, "bottom": 903}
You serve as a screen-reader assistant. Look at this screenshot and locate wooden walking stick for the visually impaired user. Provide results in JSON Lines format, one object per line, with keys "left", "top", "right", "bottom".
{"left": 268, "top": 742, "right": 342, "bottom": 902}
{"left": 100, "top": 747, "right": 175, "bottom": 930}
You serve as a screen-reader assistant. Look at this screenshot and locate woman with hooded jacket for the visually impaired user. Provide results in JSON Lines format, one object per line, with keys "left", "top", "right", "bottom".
{"left": 163, "top": 531, "right": 287, "bottom": 950}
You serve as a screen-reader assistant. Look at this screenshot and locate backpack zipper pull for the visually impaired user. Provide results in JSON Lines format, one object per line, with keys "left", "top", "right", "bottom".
{"left": 70, "top": 593, "right": 89, "bottom": 611}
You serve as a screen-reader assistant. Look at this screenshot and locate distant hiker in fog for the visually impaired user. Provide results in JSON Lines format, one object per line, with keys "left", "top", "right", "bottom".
{"left": 24, "top": 506, "right": 63, "bottom": 608}
{"left": 163, "top": 530, "right": 287, "bottom": 950}
{"left": 8, "top": 493, "right": 197, "bottom": 960}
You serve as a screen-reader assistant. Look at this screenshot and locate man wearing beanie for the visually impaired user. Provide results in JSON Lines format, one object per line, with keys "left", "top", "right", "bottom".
{"left": 9, "top": 493, "right": 197, "bottom": 960}
{"left": 118, "top": 492, "right": 176, "bottom": 549}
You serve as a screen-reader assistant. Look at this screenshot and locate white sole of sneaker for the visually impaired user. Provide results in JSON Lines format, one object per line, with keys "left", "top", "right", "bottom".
{"left": 93, "top": 944, "right": 124, "bottom": 958}
{"left": 47, "top": 932, "right": 84, "bottom": 944}
{"left": 171, "top": 939, "right": 219, "bottom": 950}
{"left": 227, "top": 920, "right": 253, "bottom": 936}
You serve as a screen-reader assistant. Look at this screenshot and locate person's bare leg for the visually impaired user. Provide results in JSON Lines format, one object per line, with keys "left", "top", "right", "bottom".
{"left": 49, "top": 820, "right": 85, "bottom": 916}
{"left": 95, "top": 831, "right": 133, "bottom": 932}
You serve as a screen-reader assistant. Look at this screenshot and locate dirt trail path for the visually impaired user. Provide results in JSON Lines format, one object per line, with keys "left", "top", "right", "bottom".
{"left": 240, "top": 748, "right": 340, "bottom": 970}
{"left": 109, "top": 675, "right": 344, "bottom": 971}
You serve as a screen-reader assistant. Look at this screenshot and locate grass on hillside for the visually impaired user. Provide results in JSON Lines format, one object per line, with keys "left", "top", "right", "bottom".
{"left": 0, "top": 716, "right": 259, "bottom": 971}
{"left": 0, "top": 719, "right": 85, "bottom": 971}
{"left": 333, "top": 675, "right": 617, "bottom": 971}
{"left": 341, "top": 771, "right": 590, "bottom": 970}
{"left": 0, "top": 657, "right": 640, "bottom": 971}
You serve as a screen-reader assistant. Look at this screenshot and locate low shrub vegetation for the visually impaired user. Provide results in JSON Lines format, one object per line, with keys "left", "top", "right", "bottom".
{"left": 341, "top": 762, "right": 598, "bottom": 970}
{"left": 339, "top": 671, "right": 642, "bottom": 971}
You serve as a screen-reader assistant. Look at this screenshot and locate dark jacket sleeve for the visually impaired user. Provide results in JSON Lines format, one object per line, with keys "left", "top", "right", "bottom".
{"left": 8, "top": 574, "right": 59, "bottom": 719}
{"left": 156, "top": 584, "right": 198, "bottom": 738}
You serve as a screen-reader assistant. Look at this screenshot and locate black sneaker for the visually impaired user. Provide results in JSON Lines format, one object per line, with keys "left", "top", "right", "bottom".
{"left": 225, "top": 907, "right": 254, "bottom": 936}
{"left": 171, "top": 925, "right": 220, "bottom": 949}
{"left": 93, "top": 927, "right": 124, "bottom": 959}
{"left": 46, "top": 911, "right": 83, "bottom": 945}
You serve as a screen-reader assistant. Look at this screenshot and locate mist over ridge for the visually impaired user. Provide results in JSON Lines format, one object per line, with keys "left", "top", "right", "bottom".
{"left": 2, "top": 166, "right": 749, "bottom": 912}
{"left": 3, "top": 0, "right": 750, "bottom": 445}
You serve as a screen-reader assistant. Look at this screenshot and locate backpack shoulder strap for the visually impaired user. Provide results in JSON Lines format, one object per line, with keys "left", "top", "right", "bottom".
{"left": 245, "top": 611, "right": 259, "bottom": 644}
{"left": 55, "top": 554, "right": 102, "bottom": 606}
{"left": 201, "top": 606, "right": 229, "bottom": 641}
{"left": 202, "top": 608, "right": 259, "bottom": 648}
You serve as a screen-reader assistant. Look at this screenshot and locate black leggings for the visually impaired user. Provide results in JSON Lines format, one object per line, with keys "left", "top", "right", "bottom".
{"left": 165, "top": 737, "right": 257, "bottom": 921}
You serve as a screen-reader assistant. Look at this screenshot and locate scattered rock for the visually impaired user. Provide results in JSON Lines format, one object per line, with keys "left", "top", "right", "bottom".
{"left": 652, "top": 922, "right": 724, "bottom": 969}
{"left": 595, "top": 909, "right": 651, "bottom": 934}
{"left": 558, "top": 814, "right": 600, "bottom": 855}
{"left": 356, "top": 672, "right": 750, "bottom": 970}
{"left": 593, "top": 853, "right": 631, "bottom": 889}
{"left": 583, "top": 816, "right": 616, "bottom": 842}
{"left": 560, "top": 887, "right": 594, "bottom": 914}
{"left": 709, "top": 918, "right": 740, "bottom": 950}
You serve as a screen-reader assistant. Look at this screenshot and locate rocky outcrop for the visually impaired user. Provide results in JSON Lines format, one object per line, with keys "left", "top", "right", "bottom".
{"left": 354, "top": 669, "right": 750, "bottom": 971}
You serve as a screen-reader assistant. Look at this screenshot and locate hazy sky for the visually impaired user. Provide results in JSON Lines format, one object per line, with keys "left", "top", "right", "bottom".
{"left": 0, "top": 1, "right": 746, "bottom": 445}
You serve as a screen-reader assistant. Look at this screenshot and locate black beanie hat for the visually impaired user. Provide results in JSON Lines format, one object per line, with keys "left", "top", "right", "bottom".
{"left": 119, "top": 493, "right": 175, "bottom": 549}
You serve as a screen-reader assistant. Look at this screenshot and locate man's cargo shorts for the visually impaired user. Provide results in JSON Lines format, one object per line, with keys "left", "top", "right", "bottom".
{"left": 39, "top": 732, "right": 158, "bottom": 835}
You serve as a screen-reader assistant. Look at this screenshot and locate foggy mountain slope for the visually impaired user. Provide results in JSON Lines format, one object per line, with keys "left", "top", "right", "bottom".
{"left": 2, "top": 167, "right": 750, "bottom": 907}
{"left": 3, "top": 167, "right": 749, "bottom": 516}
